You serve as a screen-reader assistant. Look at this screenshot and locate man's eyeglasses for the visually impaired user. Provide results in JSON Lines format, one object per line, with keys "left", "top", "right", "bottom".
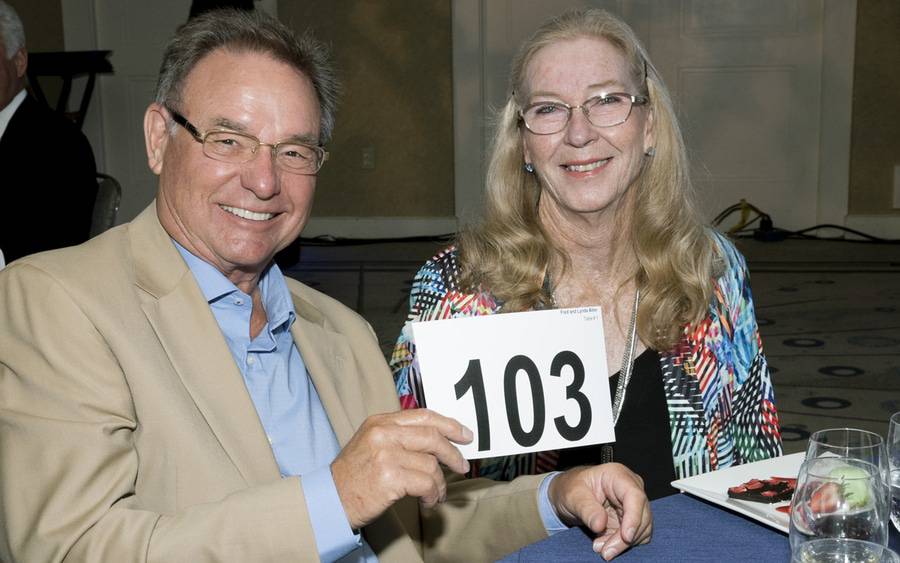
{"left": 166, "top": 107, "right": 328, "bottom": 175}
{"left": 519, "top": 93, "right": 649, "bottom": 135}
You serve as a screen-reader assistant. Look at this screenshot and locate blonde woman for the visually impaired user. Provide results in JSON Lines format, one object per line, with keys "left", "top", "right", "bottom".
{"left": 391, "top": 9, "right": 782, "bottom": 500}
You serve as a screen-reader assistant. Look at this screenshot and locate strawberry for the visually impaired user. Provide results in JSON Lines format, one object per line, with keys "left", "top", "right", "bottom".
{"left": 809, "top": 482, "right": 841, "bottom": 513}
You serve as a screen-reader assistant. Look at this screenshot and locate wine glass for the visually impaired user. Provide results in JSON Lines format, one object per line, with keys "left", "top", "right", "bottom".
{"left": 887, "top": 413, "right": 900, "bottom": 532}
{"left": 789, "top": 457, "right": 890, "bottom": 561}
{"left": 807, "top": 428, "right": 889, "bottom": 484}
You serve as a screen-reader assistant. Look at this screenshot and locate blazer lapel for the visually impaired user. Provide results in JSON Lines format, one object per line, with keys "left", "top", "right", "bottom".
{"left": 131, "top": 206, "right": 280, "bottom": 486}
{"left": 289, "top": 297, "right": 363, "bottom": 447}
{"left": 287, "top": 294, "right": 425, "bottom": 560}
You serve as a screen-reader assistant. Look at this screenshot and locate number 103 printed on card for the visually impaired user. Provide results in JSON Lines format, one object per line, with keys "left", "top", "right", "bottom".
{"left": 410, "top": 308, "right": 616, "bottom": 460}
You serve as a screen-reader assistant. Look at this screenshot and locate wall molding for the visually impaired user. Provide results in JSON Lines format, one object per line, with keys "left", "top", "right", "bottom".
{"left": 451, "top": 0, "right": 485, "bottom": 224}
{"left": 816, "top": 0, "right": 857, "bottom": 226}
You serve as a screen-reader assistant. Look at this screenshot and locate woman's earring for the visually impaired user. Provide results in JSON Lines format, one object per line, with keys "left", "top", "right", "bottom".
{"left": 524, "top": 162, "right": 535, "bottom": 173}
{"left": 644, "top": 147, "right": 655, "bottom": 157}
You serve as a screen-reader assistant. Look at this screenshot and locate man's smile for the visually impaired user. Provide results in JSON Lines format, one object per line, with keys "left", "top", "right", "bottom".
{"left": 220, "top": 204, "right": 276, "bottom": 221}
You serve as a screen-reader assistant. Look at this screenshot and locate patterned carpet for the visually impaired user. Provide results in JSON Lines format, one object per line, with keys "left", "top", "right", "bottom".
{"left": 285, "top": 237, "right": 900, "bottom": 455}
{"left": 737, "top": 239, "right": 900, "bottom": 453}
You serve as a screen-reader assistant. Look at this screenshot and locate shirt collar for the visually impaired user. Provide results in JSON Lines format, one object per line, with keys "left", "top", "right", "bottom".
{"left": 174, "top": 241, "right": 296, "bottom": 332}
{"left": 0, "top": 89, "right": 27, "bottom": 141}
{"left": 258, "top": 258, "right": 296, "bottom": 332}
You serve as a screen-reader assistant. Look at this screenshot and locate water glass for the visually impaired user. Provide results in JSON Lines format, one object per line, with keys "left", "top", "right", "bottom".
{"left": 789, "top": 457, "right": 889, "bottom": 558}
{"left": 791, "top": 539, "right": 900, "bottom": 563}
{"left": 807, "top": 428, "right": 889, "bottom": 483}
{"left": 887, "top": 413, "right": 900, "bottom": 532}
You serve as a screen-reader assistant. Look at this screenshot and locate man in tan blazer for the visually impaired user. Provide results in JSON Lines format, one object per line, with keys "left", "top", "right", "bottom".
{"left": 0, "top": 9, "right": 651, "bottom": 563}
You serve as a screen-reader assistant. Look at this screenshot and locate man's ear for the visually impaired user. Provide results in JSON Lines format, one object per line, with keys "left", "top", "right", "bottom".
{"left": 13, "top": 48, "right": 26, "bottom": 79}
{"left": 144, "top": 103, "right": 170, "bottom": 176}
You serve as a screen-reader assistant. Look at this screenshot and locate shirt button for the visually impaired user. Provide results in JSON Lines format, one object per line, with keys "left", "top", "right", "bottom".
{"left": 246, "top": 355, "right": 255, "bottom": 365}
{"left": 234, "top": 298, "right": 244, "bottom": 306}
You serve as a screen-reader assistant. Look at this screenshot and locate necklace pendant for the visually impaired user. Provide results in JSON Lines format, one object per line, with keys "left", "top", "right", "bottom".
{"left": 601, "top": 444, "right": 614, "bottom": 464}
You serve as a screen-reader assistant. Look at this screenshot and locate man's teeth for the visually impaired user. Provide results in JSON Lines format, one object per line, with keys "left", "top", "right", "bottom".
{"left": 220, "top": 205, "right": 274, "bottom": 221}
{"left": 565, "top": 158, "right": 610, "bottom": 172}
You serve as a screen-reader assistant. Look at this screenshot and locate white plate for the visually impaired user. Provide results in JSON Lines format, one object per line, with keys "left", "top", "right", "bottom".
{"left": 671, "top": 452, "right": 806, "bottom": 533}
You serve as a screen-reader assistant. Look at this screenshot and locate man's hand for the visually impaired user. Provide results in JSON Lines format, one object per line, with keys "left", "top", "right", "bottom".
{"left": 331, "top": 409, "right": 473, "bottom": 529}
{"left": 549, "top": 463, "right": 652, "bottom": 560}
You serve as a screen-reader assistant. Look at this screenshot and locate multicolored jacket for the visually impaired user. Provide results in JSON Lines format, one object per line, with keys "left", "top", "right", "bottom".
{"left": 390, "top": 234, "right": 783, "bottom": 481}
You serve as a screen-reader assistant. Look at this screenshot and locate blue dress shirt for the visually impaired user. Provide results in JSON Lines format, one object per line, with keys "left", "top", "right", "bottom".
{"left": 176, "top": 244, "right": 567, "bottom": 561}
{"left": 176, "top": 244, "right": 373, "bottom": 561}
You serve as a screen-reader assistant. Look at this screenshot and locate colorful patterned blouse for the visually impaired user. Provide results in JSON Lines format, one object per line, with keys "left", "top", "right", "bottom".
{"left": 390, "top": 233, "right": 783, "bottom": 481}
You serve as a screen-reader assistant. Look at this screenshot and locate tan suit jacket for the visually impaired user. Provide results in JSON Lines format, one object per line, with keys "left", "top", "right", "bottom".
{"left": 0, "top": 206, "right": 548, "bottom": 563}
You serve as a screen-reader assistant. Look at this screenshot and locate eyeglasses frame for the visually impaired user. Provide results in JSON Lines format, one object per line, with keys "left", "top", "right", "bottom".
{"left": 519, "top": 93, "right": 650, "bottom": 136}
{"left": 165, "top": 106, "right": 328, "bottom": 175}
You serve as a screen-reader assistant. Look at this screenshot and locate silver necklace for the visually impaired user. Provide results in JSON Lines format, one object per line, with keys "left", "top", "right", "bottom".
{"left": 545, "top": 276, "right": 641, "bottom": 463}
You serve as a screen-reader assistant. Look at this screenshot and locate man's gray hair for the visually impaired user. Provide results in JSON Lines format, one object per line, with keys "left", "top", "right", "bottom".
{"left": 155, "top": 8, "right": 339, "bottom": 143}
{"left": 0, "top": 1, "right": 25, "bottom": 58}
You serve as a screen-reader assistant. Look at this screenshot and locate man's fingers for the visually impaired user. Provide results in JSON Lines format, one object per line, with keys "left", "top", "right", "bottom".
{"left": 608, "top": 476, "right": 651, "bottom": 544}
{"left": 596, "top": 520, "right": 650, "bottom": 561}
{"left": 561, "top": 487, "right": 609, "bottom": 533}
{"left": 595, "top": 473, "right": 652, "bottom": 560}
{"left": 396, "top": 424, "right": 470, "bottom": 474}
{"left": 397, "top": 458, "right": 447, "bottom": 507}
{"left": 386, "top": 408, "right": 474, "bottom": 445}
{"left": 592, "top": 529, "right": 617, "bottom": 558}
{"left": 333, "top": 410, "right": 473, "bottom": 528}
{"left": 370, "top": 409, "right": 472, "bottom": 474}
{"left": 549, "top": 464, "right": 652, "bottom": 560}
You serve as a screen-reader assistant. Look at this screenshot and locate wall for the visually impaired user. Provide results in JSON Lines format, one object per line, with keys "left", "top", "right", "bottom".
{"left": 279, "top": 1, "right": 455, "bottom": 220}
{"left": 7, "top": 0, "right": 64, "bottom": 52}
{"left": 8, "top": 0, "right": 65, "bottom": 104}
{"left": 25, "top": 0, "right": 900, "bottom": 228}
{"left": 847, "top": 0, "right": 900, "bottom": 216}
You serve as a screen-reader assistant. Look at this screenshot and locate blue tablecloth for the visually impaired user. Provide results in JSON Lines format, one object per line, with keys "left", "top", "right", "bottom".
{"left": 498, "top": 493, "right": 790, "bottom": 562}
{"left": 499, "top": 493, "right": 900, "bottom": 562}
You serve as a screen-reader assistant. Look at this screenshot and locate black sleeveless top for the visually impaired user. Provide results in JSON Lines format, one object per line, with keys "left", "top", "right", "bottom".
{"left": 555, "top": 347, "right": 678, "bottom": 500}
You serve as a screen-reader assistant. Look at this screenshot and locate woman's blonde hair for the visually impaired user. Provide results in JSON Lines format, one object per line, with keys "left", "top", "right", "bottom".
{"left": 458, "top": 8, "right": 720, "bottom": 351}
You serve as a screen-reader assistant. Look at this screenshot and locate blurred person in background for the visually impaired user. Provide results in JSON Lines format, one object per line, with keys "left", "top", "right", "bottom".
{"left": 0, "top": 0, "right": 97, "bottom": 262}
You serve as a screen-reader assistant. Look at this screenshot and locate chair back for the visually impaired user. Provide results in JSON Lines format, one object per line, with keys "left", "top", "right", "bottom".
{"left": 91, "top": 173, "right": 122, "bottom": 238}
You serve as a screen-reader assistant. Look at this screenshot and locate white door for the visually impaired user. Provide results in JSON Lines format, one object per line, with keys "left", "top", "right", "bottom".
{"left": 649, "top": 0, "right": 824, "bottom": 230}
{"left": 453, "top": 0, "right": 855, "bottom": 232}
{"left": 92, "top": 0, "right": 192, "bottom": 223}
